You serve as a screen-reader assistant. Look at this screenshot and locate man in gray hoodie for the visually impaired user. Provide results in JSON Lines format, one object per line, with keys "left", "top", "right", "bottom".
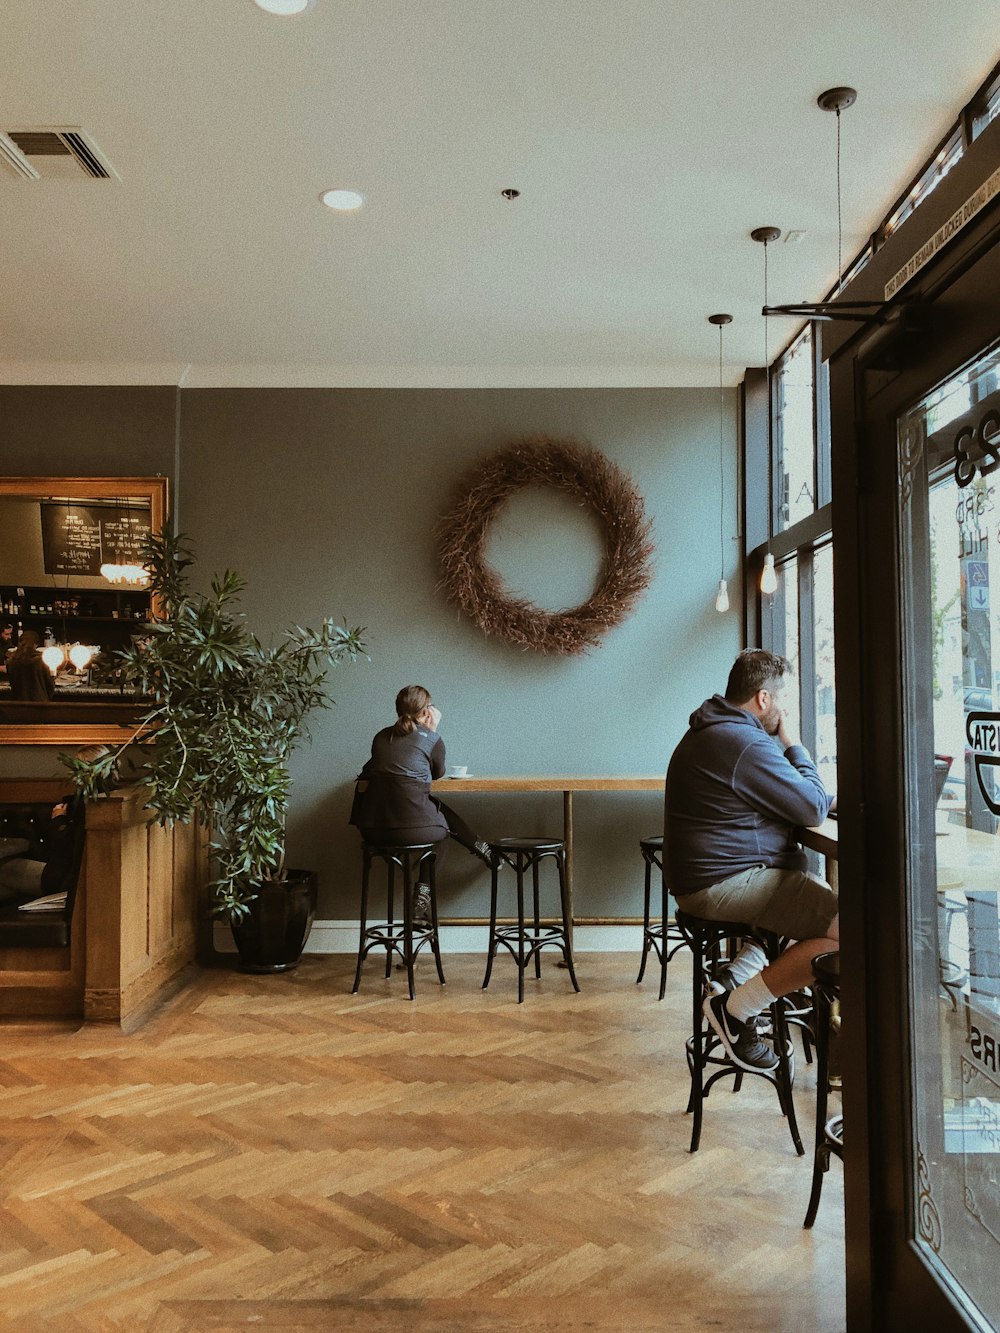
{"left": 665, "top": 649, "right": 838, "bottom": 1072}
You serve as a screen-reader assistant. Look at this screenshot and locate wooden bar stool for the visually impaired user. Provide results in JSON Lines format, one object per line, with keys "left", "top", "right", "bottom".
{"left": 352, "top": 842, "right": 445, "bottom": 1001}
{"left": 803, "top": 950, "right": 843, "bottom": 1227}
{"left": 675, "top": 908, "right": 803, "bottom": 1156}
{"left": 482, "top": 836, "right": 580, "bottom": 1003}
{"left": 635, "top": 834, "right": 687, "bottom": 999}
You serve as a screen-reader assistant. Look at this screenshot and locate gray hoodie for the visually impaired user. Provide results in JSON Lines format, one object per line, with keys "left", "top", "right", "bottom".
{"left": 665, "top": 694, "right": 832, "bottom": 894}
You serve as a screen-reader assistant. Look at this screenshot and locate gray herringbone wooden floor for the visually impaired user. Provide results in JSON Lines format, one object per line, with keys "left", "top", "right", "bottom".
{"left": 0, "top": 952, "right": 844, "bottom": 1332}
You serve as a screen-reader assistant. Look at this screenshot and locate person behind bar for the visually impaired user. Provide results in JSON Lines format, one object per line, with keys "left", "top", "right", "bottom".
{"left": 7, "top": 630, "right": 56, "bottom": 702}
{"left": 665, "top": 648, "right": 838, "bottom": 1072}
{"left": 0, "top": 619, "right": 16, "bottom": 673}
{"left": 350, "top": 685, "right": 492, "bottom": 919}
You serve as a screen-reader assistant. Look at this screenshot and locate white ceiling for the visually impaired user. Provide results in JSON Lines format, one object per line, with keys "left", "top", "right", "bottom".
{"left": 1, "top": 1, "right": 998, "bottom": 388}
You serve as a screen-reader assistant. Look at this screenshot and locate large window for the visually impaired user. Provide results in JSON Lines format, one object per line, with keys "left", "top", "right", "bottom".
{"left": 774, "top": 329, "right": 816, "bottom": 531}
{"left": 747, "top": 322, "right": 835, "bottom": 784}
{"left": 743, "top": 57, "right": 1000, "bottom": 801}
{"left": 762, "top": 532, "right": 834, "bottom": 783}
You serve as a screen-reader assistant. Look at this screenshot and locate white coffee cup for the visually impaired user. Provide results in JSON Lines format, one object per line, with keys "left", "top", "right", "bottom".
{"left": 446, "top": 764, "right": 468, "bottom": 779}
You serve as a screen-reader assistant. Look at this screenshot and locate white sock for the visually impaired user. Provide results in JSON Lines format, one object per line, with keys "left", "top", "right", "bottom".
{"left": 727, "top": 971, "right": 777, "bottom": 1023}
{"left": 726, "top": 942, "right": 768, "bottom": 985}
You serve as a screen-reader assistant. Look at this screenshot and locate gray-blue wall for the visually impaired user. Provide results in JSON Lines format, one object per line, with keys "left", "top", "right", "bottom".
{"left": 1, "top": 384, "right": 741, "bottom": 920}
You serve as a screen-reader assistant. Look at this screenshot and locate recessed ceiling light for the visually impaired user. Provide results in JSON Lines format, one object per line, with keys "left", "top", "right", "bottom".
{"left": 254, "top": 0, "right": 313, "bottom": 15}
{"left": 320, "top": 188, "right": 365, "bottom": 211}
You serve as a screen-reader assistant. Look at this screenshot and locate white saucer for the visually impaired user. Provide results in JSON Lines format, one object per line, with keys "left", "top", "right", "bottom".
{"left": 447, "top": 773, "right": 472, "bottom": 779}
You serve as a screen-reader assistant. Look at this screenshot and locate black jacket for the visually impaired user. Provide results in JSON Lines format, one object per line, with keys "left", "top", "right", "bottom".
{"left": 349, "top": 725, "right": 448, "bottom": 834}
{"left": 8, "top": 654, "right": 56, "bottom": 702}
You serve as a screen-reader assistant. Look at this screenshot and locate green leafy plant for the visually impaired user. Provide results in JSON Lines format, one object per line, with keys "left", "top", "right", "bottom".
{"left": 64, "top": 527, "right": 365, "bottom": 922}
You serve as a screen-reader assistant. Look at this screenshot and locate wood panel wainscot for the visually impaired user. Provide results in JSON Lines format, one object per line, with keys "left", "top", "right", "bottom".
{"left": 0, "top": 781, "right": 209, "bottom": 1027}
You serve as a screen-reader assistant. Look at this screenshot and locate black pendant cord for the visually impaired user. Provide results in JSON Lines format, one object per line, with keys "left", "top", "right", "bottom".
{"left": 762, "top": 87, "right": 883, "bottom": 323}
{"left": 836, "top": 106, "right": 843, "bottom": 293}
{"left": 763, "top": 240, "right": 772, "bottom": 567}
{"left": 718, "top": 322, "right": 725, "bottom": 581}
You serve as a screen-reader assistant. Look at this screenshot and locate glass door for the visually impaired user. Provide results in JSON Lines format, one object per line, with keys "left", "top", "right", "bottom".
{"left": 895, "top": 341, "right": 1000, "bottom": 1330}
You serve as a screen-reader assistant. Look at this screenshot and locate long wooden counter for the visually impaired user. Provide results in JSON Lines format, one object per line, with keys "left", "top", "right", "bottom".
{"left": 0, "top": 781, "right": 208, "bottom": 1027}
{"left": 430, "top": 774, "right": 663, "bottom": 931}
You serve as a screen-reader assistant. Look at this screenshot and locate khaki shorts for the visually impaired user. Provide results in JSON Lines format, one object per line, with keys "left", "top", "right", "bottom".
{"left": 677, "top": 865, "right": 838, "bottom": 940}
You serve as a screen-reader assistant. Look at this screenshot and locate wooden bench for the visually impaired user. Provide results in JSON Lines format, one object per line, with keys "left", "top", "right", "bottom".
{"left": 0, "top": 781, "right": 209, "bottom": 1027}
{"left": 0, "top": 797, "right": 86, "bottom": 949}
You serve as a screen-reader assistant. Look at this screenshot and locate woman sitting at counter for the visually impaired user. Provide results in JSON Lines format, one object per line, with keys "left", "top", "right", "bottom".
{"left": 350, "top": 685, "right": 491, "bottom": 918}
{"left": 7, "top": 630, "right": 56, "bottom": 702}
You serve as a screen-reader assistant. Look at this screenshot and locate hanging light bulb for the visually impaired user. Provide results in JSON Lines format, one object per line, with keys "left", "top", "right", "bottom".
{"left": 760, "top": 552, "right": 778, "bottom": 595}
{"left": 751, "top": 229, "right": 780, "bottom": 601}
{"left": 41, "top": 643, "right": 65, "bottom": 674}
{"left": 99, "top": 561, "right": 150, "bottom": 587}
{"left": 708, "top": 312, "right": 733, "bottom": 613}
{"left": 68, "top": 642, "right": 95, "bottom": 671}
{"left": 100, "top": 495, "right": 151, "bottom": 587}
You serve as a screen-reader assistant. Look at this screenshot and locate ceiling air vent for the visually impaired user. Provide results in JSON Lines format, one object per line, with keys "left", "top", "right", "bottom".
{"left": 0, "top": 127, "right": 118, "bottom": 180}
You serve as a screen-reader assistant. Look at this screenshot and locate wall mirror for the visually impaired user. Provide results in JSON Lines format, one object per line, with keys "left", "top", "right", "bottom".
{"left": 0, "top": 477, "right": 168, "bottom": 745}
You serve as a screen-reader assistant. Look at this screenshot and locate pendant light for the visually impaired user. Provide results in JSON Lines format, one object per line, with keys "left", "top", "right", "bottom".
{"left": 708, "top": 313, "right": 732, "bottom": 612}
{"left": 751, "top": 226, "right": 780, "bottom": 596}
{"left": 100, "top": 495, "right": 150, "bottom": 587}
{"left": 764, "top": 87, "right": 882, "bottom": 322}
{"left": 760, "top": 551, "right": 778, "bottom": 595}
{"left": 41, "top": 643, "right": 65, "bottom": 674}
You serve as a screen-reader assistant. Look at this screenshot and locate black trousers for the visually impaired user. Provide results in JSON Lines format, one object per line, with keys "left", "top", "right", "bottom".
{"left": 360, "top": 798, "right": 480, "bottom": 878}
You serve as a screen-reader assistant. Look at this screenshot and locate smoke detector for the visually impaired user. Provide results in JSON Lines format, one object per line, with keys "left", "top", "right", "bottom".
{"left": 0, "top": 127, "right": 118, "bottom": 181}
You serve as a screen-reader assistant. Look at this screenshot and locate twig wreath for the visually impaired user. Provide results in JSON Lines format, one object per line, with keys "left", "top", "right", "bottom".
{"left": 436, "top": 436, "right": 655, "bottom": 655}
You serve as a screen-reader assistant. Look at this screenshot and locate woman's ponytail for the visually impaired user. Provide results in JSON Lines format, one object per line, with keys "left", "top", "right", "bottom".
{"left": 393, "top": 684, "right": 432, "bottom": 737}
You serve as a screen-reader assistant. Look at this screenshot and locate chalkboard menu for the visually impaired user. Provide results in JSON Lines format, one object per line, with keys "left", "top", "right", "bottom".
{"left": 41, "top": 503, "right": 151, "bottom": 576}
{"left": 100, "top": 510, "right": 150, "bottom": 566}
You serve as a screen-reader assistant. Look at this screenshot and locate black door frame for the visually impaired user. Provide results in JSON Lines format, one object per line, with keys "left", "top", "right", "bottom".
{"left": 830, "top": 217, "right": 1000, "bottom": 1332}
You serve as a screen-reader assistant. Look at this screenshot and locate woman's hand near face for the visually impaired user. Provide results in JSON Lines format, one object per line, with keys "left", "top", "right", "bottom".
{"left": 425, "top": 705, "right": 442, "bottom": 731}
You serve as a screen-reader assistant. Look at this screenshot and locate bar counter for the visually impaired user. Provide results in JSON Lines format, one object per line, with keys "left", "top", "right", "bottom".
{"left": 430, "top": 774, "right": 663, "bottom": 931}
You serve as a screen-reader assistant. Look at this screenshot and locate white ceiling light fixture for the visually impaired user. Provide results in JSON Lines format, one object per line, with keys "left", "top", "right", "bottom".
{"left": 254, "top": 0, "right": 314, "bottom": 15}
{"left": 320, "top": 188, "right": 365, "bottom": 212}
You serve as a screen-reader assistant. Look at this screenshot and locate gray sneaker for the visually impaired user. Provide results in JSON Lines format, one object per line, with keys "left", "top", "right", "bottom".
{"left": 709, "top": 968, "right": 770, "bottom": 1036}
{"left": 703, "top": 990, "right": 779, "bottom": 1072}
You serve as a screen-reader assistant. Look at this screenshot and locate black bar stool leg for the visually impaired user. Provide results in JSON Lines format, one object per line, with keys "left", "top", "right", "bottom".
{"left": 384, "top": 859, "right": 396, "bottom": 979}
{"left": 804, "top": 985, "right": 831, "bottom": 1227}
{"left": 482, "top": 856, "right": 499, "bottom": 989}
{"left": 771, "top": 995, "right": 804, "bottom": 1155}
{"left": 658, "top": 862, "right": 669, "bottom": 1001}
{"left": 516, "top": 852, "right": 526, "bottom": 1004}
{"left": 426, "top": 851, "right": 446, "bottom": 985}
{"left": 401, "top": 853, "right": 416, "bottom": 1001}
{"left": 352, "top": 846, "right": 371, "bottom": 993}
{"left": 637, "top": 852, "right": 652, "bottom": 985}
{"left": 688, "top": 931, "right": 705, "bottom": 1150}
{"left": 532, "top": 855, "right": 542, "bottom": 980}
{"left": 556, "top": 848, "right": 579, "bottom": 992}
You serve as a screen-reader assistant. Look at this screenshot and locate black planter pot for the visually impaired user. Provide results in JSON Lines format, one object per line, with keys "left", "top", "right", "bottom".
{"left": 230, "top": 869, "right": 318, "bottom": 973}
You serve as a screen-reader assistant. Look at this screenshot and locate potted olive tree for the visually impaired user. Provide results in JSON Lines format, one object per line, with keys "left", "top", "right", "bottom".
{"left": 65, "top": 527, "right": 365, "bottom": 972}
